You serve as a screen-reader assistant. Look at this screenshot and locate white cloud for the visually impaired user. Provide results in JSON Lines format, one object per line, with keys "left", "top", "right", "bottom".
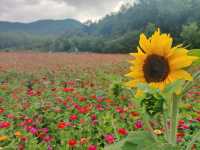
{"left": 0, "top": 0, "right": 134, "bottom": 23}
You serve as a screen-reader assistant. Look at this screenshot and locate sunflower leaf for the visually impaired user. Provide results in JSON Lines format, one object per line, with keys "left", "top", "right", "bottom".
{"left": 189, "top": 49, "right": 200, "bottom": 65}
{"left": 162, "top": 80, "right": 184, "bottom": 96}
{"left": 189, "top": 49, "right": 200, "bottom": 57}
{"left": 137, "top": 83, "right": 159, "bottom": 94}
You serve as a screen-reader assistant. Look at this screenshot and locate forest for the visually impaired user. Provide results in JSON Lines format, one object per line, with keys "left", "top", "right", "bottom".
{"left": 0, "top": 0, "right": 200, "bottom": 53}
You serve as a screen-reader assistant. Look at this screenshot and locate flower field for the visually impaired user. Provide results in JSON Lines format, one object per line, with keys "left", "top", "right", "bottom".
{"left": 0, "top": 52, "right": 200, "bottom": 150}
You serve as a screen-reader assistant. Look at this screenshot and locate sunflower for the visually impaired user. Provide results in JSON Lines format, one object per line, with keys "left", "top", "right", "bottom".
{"left": 126, "top": 29, "right": 197, "bottom": 91}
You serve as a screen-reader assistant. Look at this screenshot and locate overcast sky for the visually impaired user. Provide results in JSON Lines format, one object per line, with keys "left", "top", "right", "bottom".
{"left": 0, "top": 0, "right": 133, "bottom": 23}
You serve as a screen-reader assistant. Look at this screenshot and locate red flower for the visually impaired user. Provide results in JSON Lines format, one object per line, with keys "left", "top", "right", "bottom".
{"left": 78, "top": 106, "right": 89, "bottom": 114}
{"left": 63, "top": 88, "right": 74, "bottom": 92}
{"left": 105, "top": 134, "right": 115, "bottom": 144}
{"left": 105, "top": 99, "right": 113, "bottom": 103}
{"left": 26, "top": 118, "right": 33, "bottom": 124}
{"left": 57, "top": 122, "right": 66, "bottom": 129}
{"left": 177, "top": 132, "right": 185, "bottom": 138}
{"left": 131, "top": 111, "right": 140, "bottom": 117}
{"left": 91, "top": 95, "right": 96, "bottom": 99}
{"left": 88, "top": 145, "right": 97, "bottom": 150}
{"left": 70, "top": 114, "right": 78, "bottom": 121}
{"left": 178, "top": 120, "right": 185, "bottom": 125}
{"left": 0, "top": 108, "right": 4, "bottom": 114}
{"left": 68, "top": 139, "right": 77, "bottom": 147}
{"left": 79, "top": 96, "right": 86, "bottom": 102}
{"left": 118, "top": 128, "right": 128, "bottom": 136}
{"left": 0, "top": 121, "right": 10, "bottom": 128}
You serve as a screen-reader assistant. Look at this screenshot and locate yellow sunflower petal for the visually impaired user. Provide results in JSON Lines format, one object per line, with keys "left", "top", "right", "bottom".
{"left": 135, "top": 90, "right": 144, "bottom": 97}
{"left": 168, "top": 70, "right": 193, "bottom": 81}
{"left": 150, "top": 29, "right": 173, "bottom": 56}
{"left": 125, "top": 80, "right": 138, "bottom": 88}
{"left": 169, "top": 56, "right": 198, "bottom": 70}
{"left": 139, "top": 33, "right": 151, "bottom": 53}
{"left": 167, "top": 48, "right": 188, "bottom": 60}
{"left": 125, "top": 70, "right": 143, "bottom": 78}
{"left": 150, "top": 82, "right": 165, "bottom": 91}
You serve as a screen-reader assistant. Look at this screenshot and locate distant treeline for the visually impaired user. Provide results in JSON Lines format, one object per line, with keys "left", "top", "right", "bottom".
{"left": 0, "top": 0, "right": 200, "bottom": 53}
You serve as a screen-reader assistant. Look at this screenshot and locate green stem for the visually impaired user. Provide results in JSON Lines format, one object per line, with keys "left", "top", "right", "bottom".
{"left": 186, "top": 131, "right": 200, "bottom": 150}
{"left": 143, "top": 112, "right": 158, "bottom": 142}
{"left": 170, "top": 95, "right": 179, "bottom": 146}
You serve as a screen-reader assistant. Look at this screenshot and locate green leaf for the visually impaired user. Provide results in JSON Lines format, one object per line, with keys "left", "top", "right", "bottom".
{"left": 162, "top": 80, "right": 184, "bottom": 96}
{"left": 189, "top": 49, "right": 200, "bottom": 65}
{"left": 122, "top": 141, "right": 138, "bottom": 150}
{"left": 105, "top": 131, "right": 180, "bottom": 150}
{"left": 189, "top": 49, "right": 200, "bottom": 57}
{"left": 105, "top": 131, "right": 155, "bottom": 150}
{"left": 105, "top": 139, "right": 127, "bottom": 150}
{"left": 137, "top": 83, "right": 159, "bottom": 94}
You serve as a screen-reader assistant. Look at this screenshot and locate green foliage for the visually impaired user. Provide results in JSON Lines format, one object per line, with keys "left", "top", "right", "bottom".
{"left": 106, "top": 131, "right": 178, "bottom": 150}
{"left": 188, "top": 49, "right": 200, "bottom": 66}
{"left": 141, "top": 93, "right": 165, "bottom": 116}
{"left": 181, "top": 22, "right": 200, "bottom": 48}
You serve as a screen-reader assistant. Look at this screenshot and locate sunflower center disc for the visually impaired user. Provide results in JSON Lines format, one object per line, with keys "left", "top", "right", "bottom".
{"left": 143, "top": 54, "right": 169, "bottom": 82}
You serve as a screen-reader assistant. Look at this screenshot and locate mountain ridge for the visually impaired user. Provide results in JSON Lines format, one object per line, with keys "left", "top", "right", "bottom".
{"left": 0, "top": 18, "right": 85, "bottom": 36}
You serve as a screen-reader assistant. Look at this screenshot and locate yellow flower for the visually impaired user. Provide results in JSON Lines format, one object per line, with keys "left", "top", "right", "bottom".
{"left": 14, "top": 131, "right": 22, "bottom": 137}
{"left": 126, "top": 28, "right": 198, "bottom": 91}
{"left": 154, "top": 129, "right": 162, "bottom": 135}
{"left": 0, "top": 135, "right": 8, "bottom": 141}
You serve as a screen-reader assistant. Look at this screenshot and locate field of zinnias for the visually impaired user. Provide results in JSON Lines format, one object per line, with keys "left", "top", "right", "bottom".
{"left": 0, "top": 52, "right": 199, "bottom": 150}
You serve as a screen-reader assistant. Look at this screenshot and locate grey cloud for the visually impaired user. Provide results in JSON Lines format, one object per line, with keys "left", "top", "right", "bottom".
{"left": 0, "top": 0, "right": 133, "bottom": 22}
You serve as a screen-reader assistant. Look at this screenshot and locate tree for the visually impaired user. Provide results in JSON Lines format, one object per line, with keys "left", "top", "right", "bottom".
{"left": 181, "top": 22, "right": 200, "bottom": 48}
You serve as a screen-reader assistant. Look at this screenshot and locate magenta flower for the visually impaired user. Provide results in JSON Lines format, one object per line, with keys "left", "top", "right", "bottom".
{"left": 134, "top": 120, "right": 143, "bottom": 129}
{"left": 105, "top": 134, "right": 115, "bottom": 144}
{"left": 88, "top": 145, "right": 97, "bottom": 150}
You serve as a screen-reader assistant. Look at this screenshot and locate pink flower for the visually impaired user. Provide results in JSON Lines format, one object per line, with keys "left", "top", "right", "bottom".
{"left": 115, "top": 107, "right": 124, "bottom": 113}
{"left": 178, "top": 124, "right": 189, "bottom": 130}
{"left": 88, "top": 145, "right": 97, "bottom": 150}
{"left": 27, "top": 126, "right": 37, "bottom": 134}
{"left": 196, "top": 116, "right": 200, "bottom": 122}
{"left": 105, "top": 134, "right": 115, "bottom": 144}
{"left": 43, "top": 135, "right": 53, "bottom": 142}
{"left": 6, "top": 114, "right": 15, "bottom": 119}
{"left": 134, "top": 120, "right": 143, "bottom": 129}
{"left": 90, "top": 114, "right": 97, "bottom": 121}
{"left": 41, "top": 128, "right": 49, "bottom": 133}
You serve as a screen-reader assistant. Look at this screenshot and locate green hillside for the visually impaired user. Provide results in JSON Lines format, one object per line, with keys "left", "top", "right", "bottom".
{"left": 0, "top": 0, "right": 200, "bottom": 52}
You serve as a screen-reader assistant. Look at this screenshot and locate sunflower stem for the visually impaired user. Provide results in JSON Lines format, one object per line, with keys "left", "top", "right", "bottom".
{"left": 170, "top": 94, "right": 179, "bottom": 146}
{"left": 143, "top": 111, "right": 158, "bottom": 142}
